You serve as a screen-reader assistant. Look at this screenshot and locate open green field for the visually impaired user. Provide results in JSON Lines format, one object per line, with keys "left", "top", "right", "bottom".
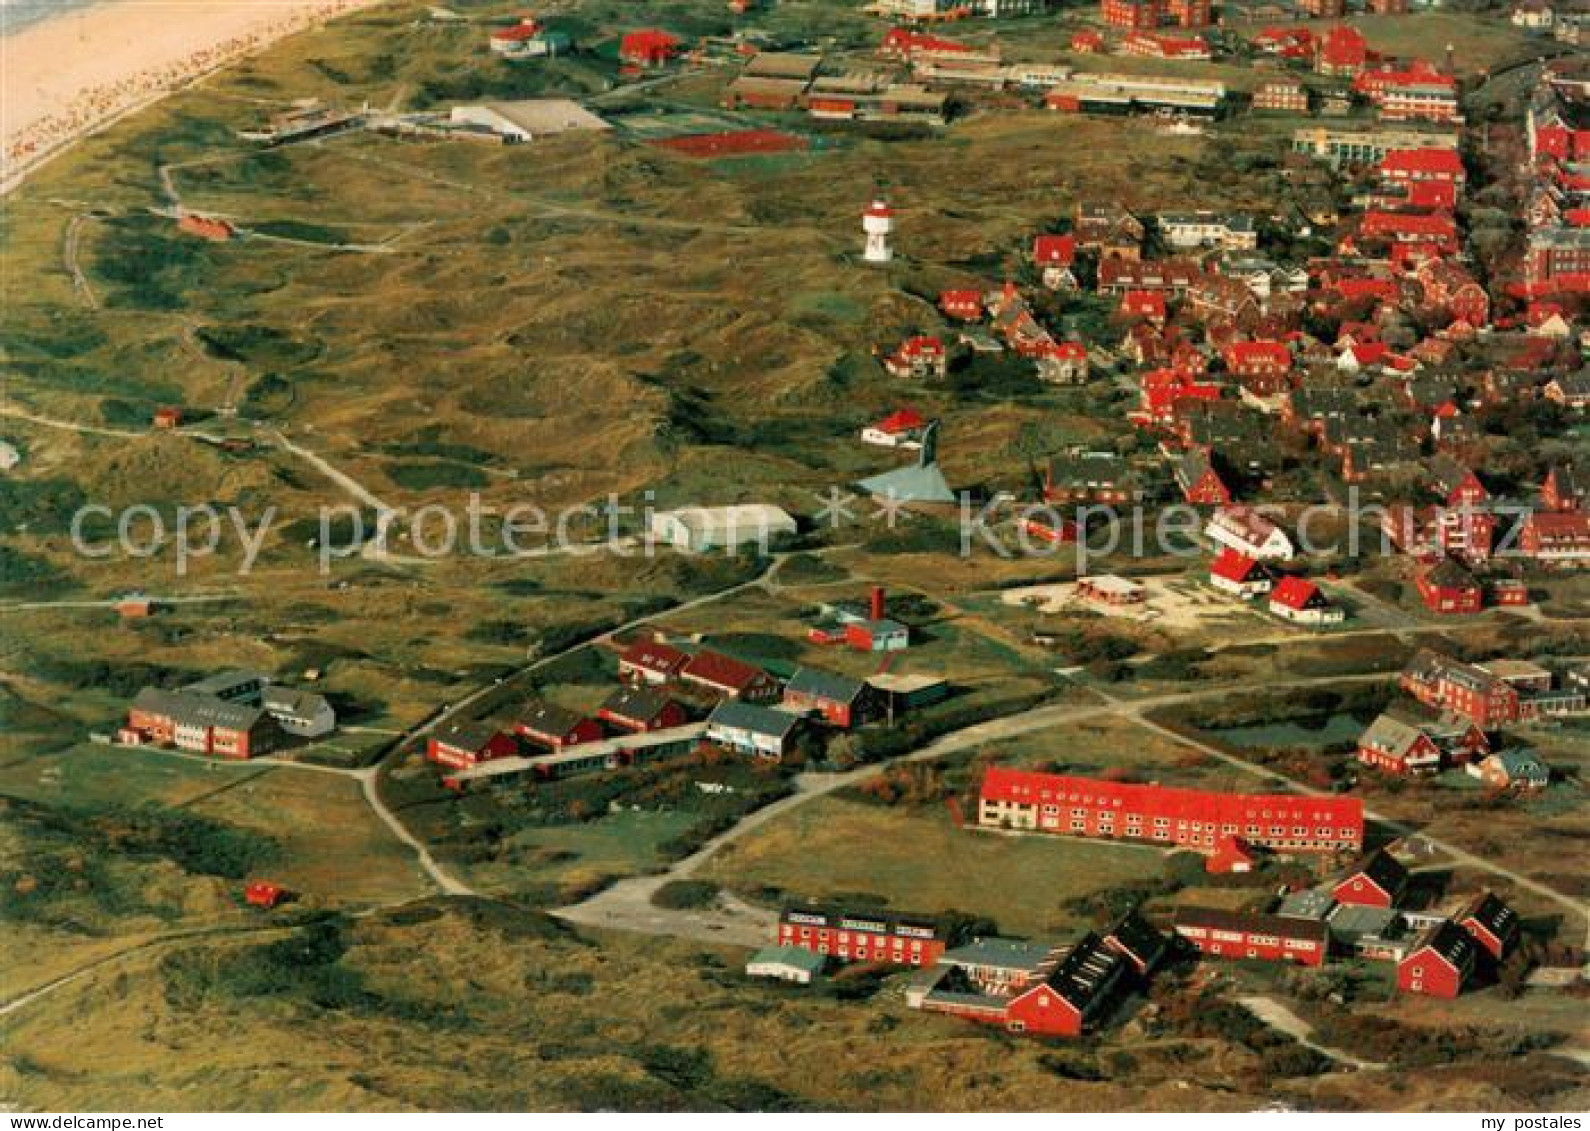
{"left": 704, "top": 793, "right": 1174, "bottom": 936}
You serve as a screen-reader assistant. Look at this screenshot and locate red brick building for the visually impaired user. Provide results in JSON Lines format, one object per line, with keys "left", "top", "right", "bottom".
{"left": 978, "top": 769, "right": 1363, "bottom": 855}
{"left": 1397, "top": 920, "right": 1478, "bottom": 997}
{"left": 1416, "top": 557, "right": 1483, "bottom": 615}
{"left": 782, "top": 667, "right": 867, "bottom": 727}
{"left": 1520, "top": 511, "right": 1590, "bottom": 565}
{"left": 597, "top": 686, "right": 688, "bottom": 733}
{"left": 618, "top": 638, "right": 689, "bottom": 685}
{"left": 1101, "top": 0, "right": 1162, "bottom": 30}
{"left": 427, "top": 722, "right": 518, "bottom": 770}
{"left": 777, "top": 905, "right": 949, "bottom": 966}
{"left": 1166, "top": 0, "right": 1212, "bottom": 27}
{"left": 1400, "top": 649, "right": 1521, "bottom": 726}
{"left": 1331, "top": 851, "right": 1409, "bottom": 908}
{"left": 1173, "top": 907, "right": 1330, "bottom": 967}
{"left": 681, "top": 650, "right": 780, "bottom": 701}
{"left": 1459, "top": 891, "right": 1520, "bottom": 960}
{"left": 620, "top": 28, "right": 681, "bottom": 67}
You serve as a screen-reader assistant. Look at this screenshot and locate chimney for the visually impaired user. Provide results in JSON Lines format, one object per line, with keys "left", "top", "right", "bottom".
{"left": 870, "top": 586, "right": 886, "bottom": 621}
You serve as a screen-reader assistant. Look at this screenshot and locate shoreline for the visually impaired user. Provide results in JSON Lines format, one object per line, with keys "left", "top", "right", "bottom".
{"left": 1, "top": 0, "right": 384, "bottom": 197}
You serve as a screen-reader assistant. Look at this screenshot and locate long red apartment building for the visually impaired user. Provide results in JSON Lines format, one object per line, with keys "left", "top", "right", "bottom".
{"left": 978, "top": 768, "right": 1363, "bottom": 855}
{"left": 777, "top": 905, "right": 950, "bottom": 967}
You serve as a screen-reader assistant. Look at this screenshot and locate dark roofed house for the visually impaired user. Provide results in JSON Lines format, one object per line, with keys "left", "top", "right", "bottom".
{"left": 1044, "top": 451, "right": 1139, "bottom": 504}
{"left": 782, "top": 666, "right": 867, "bottom": 728}
{"left": 1459, "top": 891, "right": 1520, "bottom": 960}
{"left": 1171, "top": 449, "right": 1232, "bottom": 505}
{"left": 516, "top": 701, "right": 604, "bottom": 749}
{"left": 597, "top": 686, "right": 687, "bottom": 733}
{"left": 1543, "top": 464, "right": 1584, "bottom": 512}
{"left": 1104, "top": 910, "right": 1171, "bottom": 976}
{"left": 1397, "top": 920, "right": 1478, "bottom": 998}
{"left": 125, "top": 686, "right": 280, "bottom": 760}
{"left": 427, "top": 722, "right": 517, "bottom": 770}
{"left": 1357, "top": 712, "right": 1443, "bottom": 775}
{"left": 1331, "top": 851, "right": 1410, "bottom": 908}
{"left": 704, "top": 699, "right": 801, "bottom": 760}
{"left": 1173, "top": 906, "right": 1330, "bottom": 966}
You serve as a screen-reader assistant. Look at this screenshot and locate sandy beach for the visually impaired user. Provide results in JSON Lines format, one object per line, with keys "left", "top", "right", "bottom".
{"left": 1, "top": 0, "right": 381, "bottom": 194}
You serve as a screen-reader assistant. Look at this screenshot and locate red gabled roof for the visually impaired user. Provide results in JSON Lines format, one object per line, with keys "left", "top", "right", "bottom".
{"left": 874, "top": 406, "right": 927, "bottom": 434}
{"left": 896, "top": 335, "right": 943, "bottom": 357}
{"left": 1361, "top": 211, "right": 1457, "bottom": 241}
{"left": 620, "top": 639, "right": 688, "bottom": 673}
{"left": 881, "top": 27, "right": 972, "bottom": 55}
{"left": 1379, "top": 147, "right": 1465, "bottom": 180}
{"left": 1033, "top": 234, "right": 1076, "bottom": 266}
{"left": 1320, "top": 25, "right": 1367, "bottom": 66}
{"left": 683, "top": 649, "right": 767, "bottom": 691}
{"left": 1225, "top": 340, "right": 1291, "bottom": 370}
{"left": 1270, "top": 575, "right": 1322, "bottom": 610}
{"left": 1211, "top": 547, "right": 1264, "bottom": 583}
{"left": 491, "top": 19, "right": 541, "bottom": 41}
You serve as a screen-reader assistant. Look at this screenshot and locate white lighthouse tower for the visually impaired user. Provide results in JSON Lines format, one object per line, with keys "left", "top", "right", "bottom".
{"left": 862, "top": 198, "right": 894, "bottom": 265}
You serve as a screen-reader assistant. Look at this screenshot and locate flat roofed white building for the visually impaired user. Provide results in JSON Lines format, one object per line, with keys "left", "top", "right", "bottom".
{"left": 649, "top": 504, "right": 798, "bottom": 553}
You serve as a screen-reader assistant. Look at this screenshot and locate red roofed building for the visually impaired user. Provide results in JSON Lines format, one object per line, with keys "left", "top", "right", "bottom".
{"left": 681, "top": 649, "right": 779, "bottom": 701}
{"left": 489, "top": 17, "right": 541, "bottom": 52}
{"left": 978, "top": 768, "right": 1363, "bottom": 854}
{"left": 1209, "top": 547, "right": 1274, "bottom": 598}
{"left": 620, "top": 29, "right": 681, "bottom": 67}
{"left": 884, "top": 335, "right": 948, "bottom": 380}
{"left": 861, "top": 406, "right": 929, "bottom": 447}
{"left": 1033, "top": 234, "right": 1077, "bottom": 289}
{"left": 1122, "top": 289, "right": 1167, "bottom": 323}
{"left": 619, "top": 638, "right": 689, "bottom": 685}
{"left": 1224, "top": 340, "right": 1292, "bottom": 396}
{"left": 244, "top": 881, "right": 287, "bottom": 909}
{"left": 1317, "top": 26, "right": 1368, "bottom": 77}
{"left": 1360, "top": 211, "right": 1459, "bottom": 255}
{"left": 1071, "top": 29, "right": 1105, "bottom": 53}
{"left": 939, "top": 288, "right": 983, "bottom": 321}
{"left": 1140, "top": 369, "right": 1221, "bottom": 424}
{"left": 1269, "top": 576, "right": 1344, "bottom": 625}
{"left": 177, "top": 214, "right": 236, "bottom": 242}
{"left": 1123, "top": 32, "right": 1212, "bottom": 60}
{"left": 879, "top": 27, "right": 972, "bottom": 60}
{"left": 1379, "top": 147, "right": 1465, "bottom": 187}
{"left": 1355, "top": 62, "right": 1460, "bottom": 124}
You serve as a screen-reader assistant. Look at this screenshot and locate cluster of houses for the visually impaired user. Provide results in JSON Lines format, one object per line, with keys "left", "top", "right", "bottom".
{"left": 425, "top": 596, "right": 947, "bottom": 784}
{"left": 119, "top": 670, "right": 336, "bottom": 759}
{"left": 1177, "top": 851, "right": 1522, "bottom": 999}
{"left": 747, "top": 851, "right": 1520, "bottom": 1040}
{"left": 1521, "top": 65, "right": 1590, "bottom": 301}
{"left": 750, "top": 900, "right": 1171, "bottom": 1037}
{"left": 1341, "top": 646, "right": 1583, "bottom": 791}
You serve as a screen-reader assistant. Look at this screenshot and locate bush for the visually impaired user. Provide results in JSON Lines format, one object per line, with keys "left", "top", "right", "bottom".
{"left": 651, "top": 879, "right": 720, "bottom": 910}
